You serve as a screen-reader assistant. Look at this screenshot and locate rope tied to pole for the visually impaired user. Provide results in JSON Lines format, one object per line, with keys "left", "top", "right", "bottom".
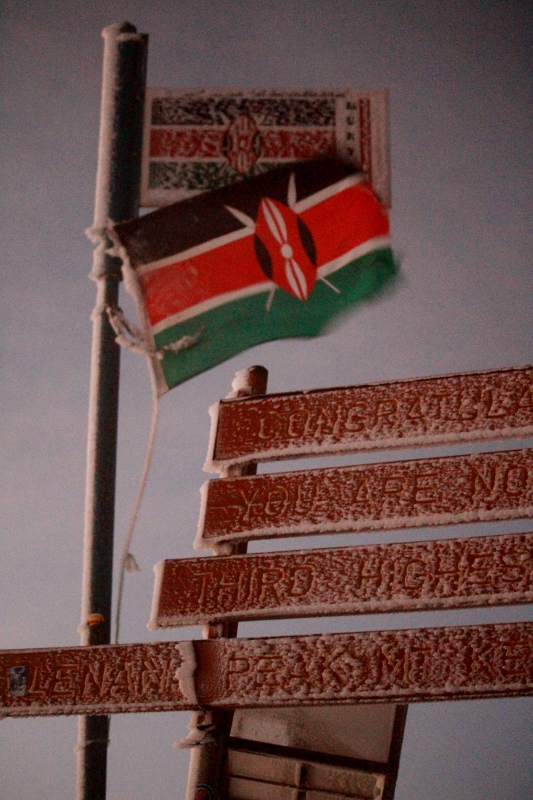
{"left": 113, "top": 384, "right": 159, "bottom": 645}
{"left": 106, "top": 305, "right": 204, "bottom": 359}
{"left": 107, "top": 301, "right": 204, "bottom": 645}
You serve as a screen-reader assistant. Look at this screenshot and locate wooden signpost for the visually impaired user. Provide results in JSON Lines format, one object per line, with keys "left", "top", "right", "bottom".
{"left": 198, "top": 448, "right": 533, "bottom": 547}
{"left": 207, "top": 365, "right": 533, "bottom": 470}
{"left": 152, "top": 531, "right": 533, "bottom": 627}
{"left": 186, "top": 363, "right": 533, "bottom": 798}
{"left": 2, "top": 621, "right": 533, "bottom": 717}
{"left": 227, "top": 703, "right": 404, "bottom": 800}
{"left": 0, "top": 642, "right": 186, "bottom": 717}
{"left": 3, "top": 363, "right": 533, "bottom": 800}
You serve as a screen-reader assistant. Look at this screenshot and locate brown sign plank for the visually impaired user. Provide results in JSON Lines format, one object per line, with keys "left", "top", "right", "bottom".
{"left": 199, "top": 622, "right": 533, "bottom": 707}
{"left": 207, "top": 366, "right": 533, "bottom": 470}
{"left": 198, "top": 448, "right": 533, "bottom": 547}
{"left": 151, "top": 532, "right": 533, "bottom": 627}
{"left": 0, "top": 642, "right": 188, "bottom": 717}
{"left": 2, "top": 622, "right": 533, "bottom": 716}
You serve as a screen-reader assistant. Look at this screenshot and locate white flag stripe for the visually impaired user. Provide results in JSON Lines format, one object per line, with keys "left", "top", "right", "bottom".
{"left": 319, "top": 234, "right": 391, "bottom": 278}
{"left": 135, "top": 225, "right": 252, "bottom": 277}
{"left": 151, "top": 279, "right": 273, "bottom": 335}
{"left": 293, "top": 172, "right": 365, "bottom": 213}
{"left": 150, "top": 233, "right": 391, "bottom": 335}
{"left": 136, "top": 174, "right": 366, "bottom": 278}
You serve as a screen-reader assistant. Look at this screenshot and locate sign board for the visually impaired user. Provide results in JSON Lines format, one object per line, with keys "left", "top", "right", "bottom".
{"left": 231, "top": 704, "right": 400, "bottom": 765}
{"left": 0, "top": 642, "right": 188, "bottom": 717}
{"left": 141, "top": 88, "right": 390, "bottom": 208}
{"left": 207, "top": 365, "right": 533, "bottom": 470}
{"left": 227, "top": 747, "right": 386, "bottom": 800}
{"left": 151, "top": 532, "right": 533, "bottom": 627}
{"left": 2, "top": 622, "right": 533, "bottom": 717}
{"left": 198, "top": 448, "right": 533, "bottom": 547}
{"left": 229, "top": 704, "right": 406, "bottom": 800}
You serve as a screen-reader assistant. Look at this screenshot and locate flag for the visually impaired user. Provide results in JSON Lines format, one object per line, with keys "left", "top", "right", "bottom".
{"left": 112, "top": 159, "right": 396, "bottom": 395}
{"left": 141, "top": 88, "right": 391, "bottom": 208}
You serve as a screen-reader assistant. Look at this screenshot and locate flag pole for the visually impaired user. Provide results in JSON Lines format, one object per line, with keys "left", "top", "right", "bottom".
{"left": 77, "top": 22, "right": 147, "bottom": 800}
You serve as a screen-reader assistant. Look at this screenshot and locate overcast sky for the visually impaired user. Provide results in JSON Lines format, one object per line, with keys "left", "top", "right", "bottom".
{"left": 1, "top": 2, "right": 532, "bottom": 799}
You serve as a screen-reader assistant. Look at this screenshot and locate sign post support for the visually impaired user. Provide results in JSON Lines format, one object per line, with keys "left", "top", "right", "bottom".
{"left": 78, "top": 22, "right": 147, "bottom": 800}
{"left": 185, "top": 366, "right": 268, "bottom": 800}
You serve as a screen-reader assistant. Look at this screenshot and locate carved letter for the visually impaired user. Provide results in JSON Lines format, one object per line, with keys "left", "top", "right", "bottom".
{"left": 258, "top": 412, "right": 283, "bottom": 441}
{"left": 345, "top": 402, "right": 370, "bottom": 432}
{"left": 265, "top": 486, "right": 289, "bottom": 517}
{"left": 404, "top": 560, "right": 427, "bottom": 589}
{"left": 375, "top": 398, "right": 398, "bottom": 424}
{"left": 518, "top": 385, "right": 533, "bottom": 410}
{"left": 485, "top": 388, "right": 508, "bottom": 418}
{"left": 288, "top": 566, "right": 315, "bottom": 597}
{"left": 407, "top": 396, "right": 424, "bottom": 420}
{"left": 383, "top": 475, "right": 406, "bottom": 500}
{"left": 287, "top": 409, "right": 311, "bottom": 438}
{"left": 238, "top": 488, "right": 260, "bottom": 522}
{"left": 253, "top": 568, "right": 283, "bottom": 604}
{"left": 413, "top": 470, "right": 439, "bottom": 504}
{"left": 470, "top": 466, "right": 497, "bottom": 497}
{"left": 503, "top": 465, "right": 529, "bottom": 496}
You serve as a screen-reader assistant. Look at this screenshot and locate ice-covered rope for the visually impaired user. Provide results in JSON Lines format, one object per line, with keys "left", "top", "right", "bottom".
{"left": 106, "top": 303, "right": 205, "bottom": 643}
{"left": 114, "top": 383, "right": 160, "bottom": 645}
{"left": 107, "top": 305, "right": 204, "bottom": 359}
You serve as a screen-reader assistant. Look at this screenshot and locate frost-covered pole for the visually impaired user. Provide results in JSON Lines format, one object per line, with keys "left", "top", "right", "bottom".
{"left": 185, "top": 366, "right": 268, "bottom": 800}
{"left": 77, "top": 22, "right": 147, "bottom": 800}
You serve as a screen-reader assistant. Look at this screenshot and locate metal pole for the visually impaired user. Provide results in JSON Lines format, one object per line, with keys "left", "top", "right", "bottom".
{"left": 185, "top": 365, "right": 269, "bottom": 800}
{"left": 77, "top": 22, "right": 147, "bottom": 800}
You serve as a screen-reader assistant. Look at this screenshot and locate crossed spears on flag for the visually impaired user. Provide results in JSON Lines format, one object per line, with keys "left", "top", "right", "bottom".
{"left": 226, "top": 172, "right": 341, "bottom": 309}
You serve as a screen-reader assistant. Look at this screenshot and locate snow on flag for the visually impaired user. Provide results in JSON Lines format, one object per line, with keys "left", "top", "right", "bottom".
{"left": 141, "top": 88, "right": 390, "bottom": 208}
{"left": 112, "top": 159, "right": 396, "bottom": 395}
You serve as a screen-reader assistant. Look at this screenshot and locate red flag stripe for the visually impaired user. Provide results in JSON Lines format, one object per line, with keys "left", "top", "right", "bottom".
{"left": 139, "top": 180, "right": 389, "bottom": 327}
{"left": 261, "top": 129, "right": 335, "bottom": 159}
{"left": 140, "top": 235, "right": 266, "bottom": 327}
{"left": 302, "top": 181, "right": 388, "bottom": 267}
{"left": 149, "top": 128, "right": 336, "bottom": 161}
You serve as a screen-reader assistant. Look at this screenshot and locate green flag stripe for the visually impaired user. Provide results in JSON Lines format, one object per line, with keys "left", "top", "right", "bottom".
{"left": 154, "top": 247, "right": 396, "bottom": 391}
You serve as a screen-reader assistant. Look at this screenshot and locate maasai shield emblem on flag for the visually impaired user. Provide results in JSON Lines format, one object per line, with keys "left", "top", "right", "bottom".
{"left": 112, "top": 159, "right": 396, "bottom": 395}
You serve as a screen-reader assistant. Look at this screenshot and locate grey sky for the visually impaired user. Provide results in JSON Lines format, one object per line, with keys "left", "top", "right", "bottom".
{"left": 1, "top": 2, "right": 532, "bottom": 798}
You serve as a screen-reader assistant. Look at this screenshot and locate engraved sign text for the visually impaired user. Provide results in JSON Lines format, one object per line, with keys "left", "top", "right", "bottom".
{"left": 2, "top": 623, "right": 533, "bottom": 716}
{"left": 199, "top": 449, "right": 533, "bottom": 546}
{"left": 209, "top": 366, "right": 533, "bottom": 469}
{"left": 152, "top": 532, "right": 533, "bottom": 627}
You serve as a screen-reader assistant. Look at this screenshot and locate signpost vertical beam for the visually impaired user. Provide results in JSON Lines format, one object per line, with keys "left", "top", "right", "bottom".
{"left": 186, "top": 366, "right": 268, "bottom": 800}
{"left": 77, "top": 22, "right": 147, "bottom": 800}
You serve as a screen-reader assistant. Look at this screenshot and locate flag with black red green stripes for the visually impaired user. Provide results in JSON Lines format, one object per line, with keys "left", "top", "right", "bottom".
{"left": 112, "top": 159, "right": 396, "bottom": 395}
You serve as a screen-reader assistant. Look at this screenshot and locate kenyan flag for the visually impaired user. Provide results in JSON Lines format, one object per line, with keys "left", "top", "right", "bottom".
{"left": 112, "top": 159, "right": 396, "bottom": 395}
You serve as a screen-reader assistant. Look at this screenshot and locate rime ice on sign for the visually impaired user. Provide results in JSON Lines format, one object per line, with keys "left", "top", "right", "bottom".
{"left": 151, "top": 532, "right": 533, "bottom": 627}
{"left": 198, "top": 448, "right": 533, "bottom": 547}
{"left": 207, "top": 365, "right": 533, "bottom": 470}
{"left": 196, "top": 623, "right": 533, "bottom": 708}
{"left": 2, "top": 623, "right": 533, "bottom": 716}
{"left": 0, "top": 643, "right": 189, "bottom": 717}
